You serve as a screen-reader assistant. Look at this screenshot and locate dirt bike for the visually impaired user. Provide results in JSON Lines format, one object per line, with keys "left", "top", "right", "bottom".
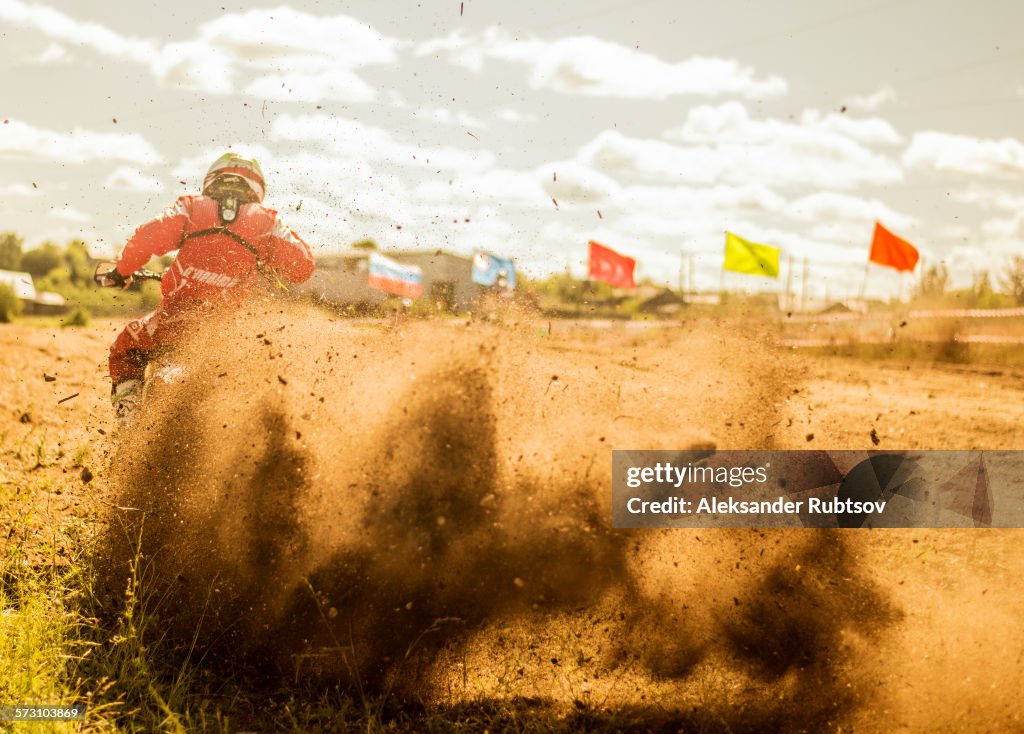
{"left": 94, "top": 262, "right": 186, "bottom": 423}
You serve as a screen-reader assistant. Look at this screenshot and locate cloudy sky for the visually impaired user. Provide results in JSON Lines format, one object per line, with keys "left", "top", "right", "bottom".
{"left": 1, "top": 0, "right": 1022, "bottom": 298}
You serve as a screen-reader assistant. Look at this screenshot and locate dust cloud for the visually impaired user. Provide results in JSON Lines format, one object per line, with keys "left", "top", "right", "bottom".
{"left": 96, "top": 299, "right": 910, "bottom": 729}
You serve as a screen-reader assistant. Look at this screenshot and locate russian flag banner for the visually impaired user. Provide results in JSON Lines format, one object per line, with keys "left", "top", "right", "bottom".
{"left": 367, "top": 253, "right": 423, "bottom": 299}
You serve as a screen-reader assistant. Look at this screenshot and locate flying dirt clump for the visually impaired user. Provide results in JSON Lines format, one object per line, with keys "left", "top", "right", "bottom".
{"left": 96, "top": 300, "right": 900, "bottom": 728}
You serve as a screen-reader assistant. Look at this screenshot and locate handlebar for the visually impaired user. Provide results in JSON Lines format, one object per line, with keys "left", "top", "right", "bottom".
{"left": 133, "top": 270, "right": 164, "bottom": 282}
{"left": 93, "top": 261, "right": 163, "bottom": 287}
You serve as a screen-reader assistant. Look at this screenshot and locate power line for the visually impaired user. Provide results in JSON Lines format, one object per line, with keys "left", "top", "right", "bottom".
{"left": 893, "top": 47, "right": 1024, "bottom": 89}
{"left": 717, "top": 0, "right": 917, "bottom": 56}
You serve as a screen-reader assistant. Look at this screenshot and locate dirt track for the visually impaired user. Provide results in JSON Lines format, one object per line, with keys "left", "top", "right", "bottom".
{"left": 2, "top": 310, "right": 1022, "bottom": 731}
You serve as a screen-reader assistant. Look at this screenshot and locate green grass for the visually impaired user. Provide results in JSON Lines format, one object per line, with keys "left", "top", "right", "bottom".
{"left": 0, "top": 526, "right": 690, "bottom": 733}
{"left": 0, "top": 511, "right": 230, "bottom": 733}
{"left": 62, "top": 308, "right": 91, "bottom": 328}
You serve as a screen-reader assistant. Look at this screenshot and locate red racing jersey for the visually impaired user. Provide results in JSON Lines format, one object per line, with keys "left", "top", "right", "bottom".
{"left": 116, "top": 195, "right": 315, "bottom": 306}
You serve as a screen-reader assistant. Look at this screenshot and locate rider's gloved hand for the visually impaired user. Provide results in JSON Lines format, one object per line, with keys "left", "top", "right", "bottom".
{"left": 109, "top": 268, "right": 134, "bottom": 289}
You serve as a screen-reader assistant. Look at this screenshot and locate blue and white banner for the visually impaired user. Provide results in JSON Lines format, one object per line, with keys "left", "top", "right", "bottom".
{"left": 471, "top": 251, "right": 516, "bottom": 289}
{"left": 368, "top": 253, "right": 423, "bottom": 299}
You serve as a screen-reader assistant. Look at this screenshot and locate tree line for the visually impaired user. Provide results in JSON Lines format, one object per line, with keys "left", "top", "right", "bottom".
{"left": 0, "top": 232, "right": 161, "bottom": 321}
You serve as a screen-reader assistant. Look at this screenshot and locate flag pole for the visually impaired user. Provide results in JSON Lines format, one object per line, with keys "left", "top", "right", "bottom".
{"left": 859, "top": 261, "right": 870, "bottom": 301}
{"left": 785, "top": 254, "right": 794, "bottom": 311}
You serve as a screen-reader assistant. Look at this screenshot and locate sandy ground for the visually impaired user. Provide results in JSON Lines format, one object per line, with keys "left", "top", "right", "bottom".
{"left": 1, "top": 313, "right": 1022, "bottom": 731}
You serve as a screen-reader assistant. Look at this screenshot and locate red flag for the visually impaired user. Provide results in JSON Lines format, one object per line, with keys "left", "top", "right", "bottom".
{"left": 588, "top": 240, "right": 635, "bottom": 289}
{"left": 870, "top": 222, "right": 919, "bottom": 272}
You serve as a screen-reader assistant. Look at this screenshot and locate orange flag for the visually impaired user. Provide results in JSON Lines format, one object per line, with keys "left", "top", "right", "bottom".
{"left": 869, "top": 222, "right": 919, "bottom": 272}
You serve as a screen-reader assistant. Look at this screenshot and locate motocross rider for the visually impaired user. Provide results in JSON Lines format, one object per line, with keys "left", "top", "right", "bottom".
{"left": 106, "top": 153, "right": 315, "bottom": 423}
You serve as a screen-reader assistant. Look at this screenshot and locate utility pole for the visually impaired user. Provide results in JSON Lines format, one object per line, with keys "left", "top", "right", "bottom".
{"left": 678, "top": 247, "right": 685, "bottom": 293}
{"left": 915, "top": 255, "right": 925, "bottom": 302}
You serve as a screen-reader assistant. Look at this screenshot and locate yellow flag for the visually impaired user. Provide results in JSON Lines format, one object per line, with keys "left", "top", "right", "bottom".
{"left": 723, "top": 231, "right": 780, "bottom": 278}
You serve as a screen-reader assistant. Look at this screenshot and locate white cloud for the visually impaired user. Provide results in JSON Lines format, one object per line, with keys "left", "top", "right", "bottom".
{"left": 936, "top": 224, "right": 973, "bottom": 242}
{"left": 385, "top": 90, "right": 408, "bottom": 108}
{"left": 903, "top": 131, "right": 1024, "bottom": 176}
{"left": 416, "top": 29, "right": 487, "bottom": 71}
{"left": 0, "top": 119, "right": 163, "bottom": 165}
{"left": 529, "top": 41, "right": 786, "bottom": 100}
{"left": 417, "top": 28, "right": 786, "bottom": 100}
{"left": 621, "top": 182, "right": 786, "bottom": 215}
{"left": 48, "top": 206, "right": 90, "bottom": 223}
{"left": 496, "top": 107, "right": 536, "bottom": 124}
{"left": 196, "top": 8, "right": 399, "bottom": 102}
{"left": 610, "top": 209, "right": 721, "bottom": 240}
{"left": 951, "top": 184, "right": 1024, "bottom": 211}
{"left": 35, "top": 41, "right": 69, "bottom": 64}
{"left": 151, "top": 40, "right": 235, "bottom": 94}
{"left": 22, "top": 225, "right": 111, "bottom": 252}
{"left": 844, "top": 84, "right": 897, "bottom": 112}
{"left": 0, "top": 182, "right": 40, "bottom": 196}
{"left": 937, "top": 243, "right": 1024, "bottom": 288}
{"left": 0, "top": 0, "right": 154, "bottom": 62}
{"left": 668, "top": 101, "right": 902, "bottom": 146}
{"left": 579, "top": 130, "right": 721, "bottom": 183}
{"left": 244, "top": 70, "right": 376, "bottom": 103}
{"left": 415, "top": 168, "right": 546, "bottom": 205}
{"left": 542, "top": 161, "right": 620, "bottom": 204}
{"left": 787, "top": 192, "right": 914, "bottom": 229}
{"left": 103, "top": 166, "right": 164, "bottom": 193}
{"left": 269, "top": 114, "right": 495, "bottom": 173}
{"left": 413, "top": 106, "right": 487, "bottom": 130}
{"left": 981, "top": 213, "right": 1024, "bottom": 240}
{"left": 806, "top": 221, "right": 877, "bottom": 245}
{"left": 196, "top": 7, "right": 397, "bottom": 70}
{"left": 580, "top": 110, "right": 902, "bottom": 190}
{"left": 651, "top": 103, "right": 904, "bottom": 187}
{"left": 813, "top": 113, "right": 903, "bottom": 146}
{"left": 0, "top": 1, "right": 399, "bottom": 101}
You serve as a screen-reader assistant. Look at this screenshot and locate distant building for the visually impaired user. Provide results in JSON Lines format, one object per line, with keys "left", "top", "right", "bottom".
{"left": 639, "top": 288, "right": 686, "bottom": 316}
{"left": 0, "top": 269, "right": 66, "bottom": 313}
{"left": 300, "top": 249, "right": 483, "bottom": 311}
{"left": 686, "top": 293, "right": 722, "bottom": 306}
{"left": 0, "top": 269, "right": 38, "bottom": 300}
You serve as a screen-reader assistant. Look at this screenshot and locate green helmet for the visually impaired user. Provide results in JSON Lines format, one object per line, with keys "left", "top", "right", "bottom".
{"left": 202, "top": 153, "right": 266, "bottom": 203}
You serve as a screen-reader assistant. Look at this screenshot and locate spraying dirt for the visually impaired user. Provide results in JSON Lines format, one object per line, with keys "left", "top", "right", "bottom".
{"left": 74, "top": 301, "right": 1023, "bottom": 730}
